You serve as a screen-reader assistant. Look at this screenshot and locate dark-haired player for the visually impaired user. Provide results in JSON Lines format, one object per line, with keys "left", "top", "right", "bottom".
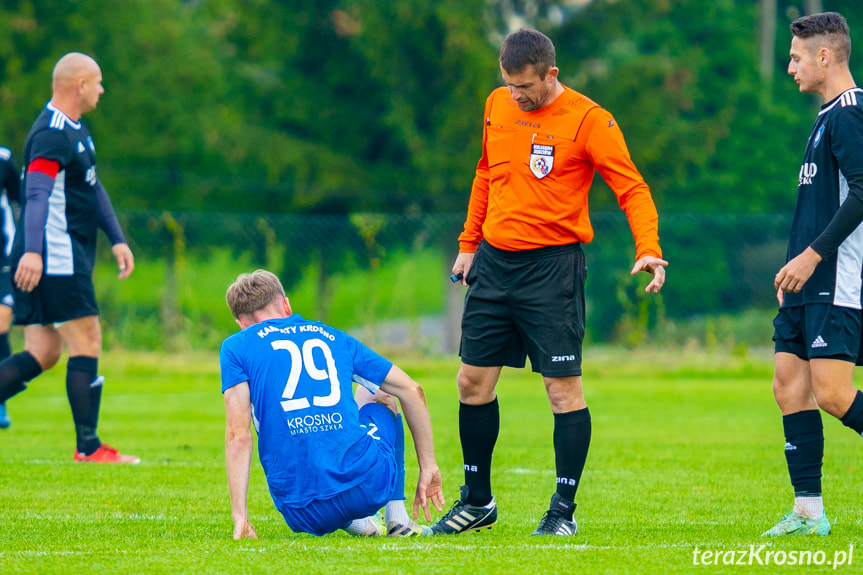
{"left": 436, "top": 28, "right": 667, "bottom": 537}
{"left": 767, "top": 12, "right": 863, "bottom": 536}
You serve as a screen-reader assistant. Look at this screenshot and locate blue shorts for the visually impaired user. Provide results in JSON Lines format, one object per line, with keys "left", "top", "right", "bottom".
{"left": 773, "top": 303, "right": 862, "bottom": 362}
{"left": 277, "top": 403, "right": 404, "bottom": 536}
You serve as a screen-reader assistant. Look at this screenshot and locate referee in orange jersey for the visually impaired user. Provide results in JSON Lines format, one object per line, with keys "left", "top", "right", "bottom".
{"left": 432, "top": 28, "right": 667, "bottom": 537}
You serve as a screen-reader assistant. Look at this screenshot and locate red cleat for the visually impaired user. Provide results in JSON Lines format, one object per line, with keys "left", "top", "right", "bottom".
{"left": 74, "top": 443, "right": 141, "bottom": 464}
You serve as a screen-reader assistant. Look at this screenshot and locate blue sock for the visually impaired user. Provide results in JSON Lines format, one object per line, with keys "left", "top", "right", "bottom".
{"left": 390, "top": 413, "right": 406, "bottom": 502}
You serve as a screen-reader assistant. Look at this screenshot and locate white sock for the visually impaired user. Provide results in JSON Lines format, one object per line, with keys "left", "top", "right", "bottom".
{"left": 385, "top": 500, "right": 410, "bottom": 525}
{"left": 343, "top": 515, "right": 382, "bottom": 536}
{"left": 793, "top": 496, "right": 824, "bottom": 519}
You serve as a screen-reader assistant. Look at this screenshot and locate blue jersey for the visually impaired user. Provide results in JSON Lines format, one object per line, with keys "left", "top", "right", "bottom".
{"left": 220, "top": 313, "right": 394, "bottom": 507}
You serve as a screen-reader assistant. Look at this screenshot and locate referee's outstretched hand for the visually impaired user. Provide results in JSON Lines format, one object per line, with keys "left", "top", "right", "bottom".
{"left": 631, "top": 255, "right": 668, "bottom": 293}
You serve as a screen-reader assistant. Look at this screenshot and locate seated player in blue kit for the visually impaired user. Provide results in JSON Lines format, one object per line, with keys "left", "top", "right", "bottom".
{"left": 220, "top": 270, "right": 445, "bottom": 538}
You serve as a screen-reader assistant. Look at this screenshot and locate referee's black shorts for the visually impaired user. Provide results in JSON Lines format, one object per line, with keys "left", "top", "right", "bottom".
{"left": 12, "top": 272, "right": 99, "bottom": 326}
{"left": 460, "top": 240, "right": 586, "bottom": 377}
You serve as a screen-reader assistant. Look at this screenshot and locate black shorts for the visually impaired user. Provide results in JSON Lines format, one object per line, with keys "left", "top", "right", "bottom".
{"left": 773, "top": 303, "right": 861, "bottom": 362}
{"left": 12, "top": 272, "right": 99, "bottom": 326}
{"left": 460, "top": 241, "right": 586, "bottom": 377}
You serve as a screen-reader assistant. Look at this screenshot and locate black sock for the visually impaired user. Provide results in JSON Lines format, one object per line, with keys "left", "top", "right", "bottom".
{"left": 840, "top": 390, "right": 863, "bottom": 435}
{"left": 553, "top": 407, "right": 591, "bottom": 503}
{"left": 0, "top": 332, "right": 11, "bottom": 361}
{"left": 66, "top": 356, "right": 102, "bottom": 455}
{"left": 460, "top": 397, "right": 499, "bottom": 506}
{"left": 783, "top": 410, "right": 823, "bottom": 496}
{"left": 0, "top": 351, "right": 42, "bottom": 403}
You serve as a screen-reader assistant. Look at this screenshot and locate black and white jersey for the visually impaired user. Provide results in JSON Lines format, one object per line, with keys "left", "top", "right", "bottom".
{"left": 0, "top": 147, "right": 19, "bottom": 261}
{"left": 14, "top": 103, "right": 101, "bottom": 275}
{"left": 783, "top": 87, "right": 863, "bottom": 309}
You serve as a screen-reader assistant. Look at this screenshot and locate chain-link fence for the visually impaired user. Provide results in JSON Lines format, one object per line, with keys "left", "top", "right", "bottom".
{"left": 93, "top": 210, "right": 791, "bottom": 352}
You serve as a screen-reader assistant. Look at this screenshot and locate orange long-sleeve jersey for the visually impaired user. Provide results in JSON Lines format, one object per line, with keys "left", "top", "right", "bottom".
{"left": 458, "top": 85, "right": 662, "bottom": 259}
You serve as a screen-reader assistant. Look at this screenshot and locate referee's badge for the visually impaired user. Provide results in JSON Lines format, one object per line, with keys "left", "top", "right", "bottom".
{"left": 529, "top": 143, "right": 554, "bottom": 179}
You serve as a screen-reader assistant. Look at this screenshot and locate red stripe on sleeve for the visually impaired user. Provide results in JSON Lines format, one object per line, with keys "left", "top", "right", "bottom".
{"left": 27, "top": 158, "right": 60, "bottom": 178}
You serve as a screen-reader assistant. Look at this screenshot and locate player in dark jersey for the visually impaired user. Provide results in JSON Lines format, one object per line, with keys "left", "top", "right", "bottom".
{"left": 0, "top": 146, "right": 19, "bottom": 429}
{"left": 0, "top": 53, "right": 138, "bottom": 463}
{"left": 765, "top": 12, "right": 863, "bottom": 536}
{"left": 221, "top": 270, "right": 444, "bottom": 538}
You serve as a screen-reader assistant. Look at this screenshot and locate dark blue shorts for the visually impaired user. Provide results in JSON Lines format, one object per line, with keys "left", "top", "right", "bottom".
{"left": 277, "top": 403, "right": 402, "bottom": 536}
{"left": 460, "top": 241, "right": 586, "bottom": 377}
{"left": 773, "top": 303, "right": 862, "bottom": 362}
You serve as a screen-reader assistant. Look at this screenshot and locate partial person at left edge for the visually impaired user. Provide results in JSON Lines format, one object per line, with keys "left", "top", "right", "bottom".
{"left": 0, "top": 146, "right": 20, "bottom": 429}
{"left": 0, "top": 52, "right": 138, "bottom": 463}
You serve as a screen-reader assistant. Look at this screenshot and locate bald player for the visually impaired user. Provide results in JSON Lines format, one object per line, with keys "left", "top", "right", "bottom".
{"left": 0, "top": 52, "right": 138, "bottom": 463}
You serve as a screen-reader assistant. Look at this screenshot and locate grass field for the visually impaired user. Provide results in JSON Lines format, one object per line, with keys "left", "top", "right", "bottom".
{"left": 1, "top": 348, "right": 862, "bottom": 574}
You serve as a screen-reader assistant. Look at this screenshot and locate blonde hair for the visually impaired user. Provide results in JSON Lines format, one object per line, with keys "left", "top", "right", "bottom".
{"left": 226, "top": 269, "right": 285, "bottom": 320}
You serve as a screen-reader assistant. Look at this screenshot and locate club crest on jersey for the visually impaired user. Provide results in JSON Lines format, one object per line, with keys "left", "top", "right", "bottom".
{"left": 813, "top": 125, "right": 825, "bottom": 148}
{"left": 529, "top": 143, "right": 554, "bottom": 179}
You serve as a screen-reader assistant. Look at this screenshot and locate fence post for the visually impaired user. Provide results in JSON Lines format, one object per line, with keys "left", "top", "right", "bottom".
{"left": 160, "top": 212, "right": 185, "bottom": 348}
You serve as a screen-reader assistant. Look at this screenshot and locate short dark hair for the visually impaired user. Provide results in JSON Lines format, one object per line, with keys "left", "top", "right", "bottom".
{"left": 500, "top": 28, "right": 556, "bottom": 78}
{"left": 790, "top": 12, "right": 851, "bottom": 63}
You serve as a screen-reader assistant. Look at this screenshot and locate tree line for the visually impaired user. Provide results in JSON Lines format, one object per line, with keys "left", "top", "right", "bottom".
{"left": 1, "top": 0, "right": 862, "bottom": 216}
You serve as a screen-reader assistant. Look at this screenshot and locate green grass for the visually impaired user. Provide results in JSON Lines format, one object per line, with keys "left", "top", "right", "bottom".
{"left": 2, "top": 348, "right": 862, "bottom": 574}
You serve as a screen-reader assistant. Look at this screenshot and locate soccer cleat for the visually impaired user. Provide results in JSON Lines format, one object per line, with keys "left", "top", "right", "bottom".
{"left": 0, "top": 402, "right": 9, "bottom": 429}
{"left": 532, "top": 493, "right": 578, "bottom": 536}
{"left": 74, "top": 443, "right": 141, "bottom": 464}
{"left": 387, "top": 520, "right": 433, "bottom": 537}
{"left": 430, "top": 485, "right": 497, "bottom": 535}
{"left": 762, "top": 512, "right": 831, "bottom": 536}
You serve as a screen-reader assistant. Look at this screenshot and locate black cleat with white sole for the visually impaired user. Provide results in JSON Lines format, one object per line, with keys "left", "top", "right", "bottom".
{"left": 531, "top": 493, "right": 577, "bottom": 536}
{"left": 431, "top": 485, "right": 497, "bottom": 535}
